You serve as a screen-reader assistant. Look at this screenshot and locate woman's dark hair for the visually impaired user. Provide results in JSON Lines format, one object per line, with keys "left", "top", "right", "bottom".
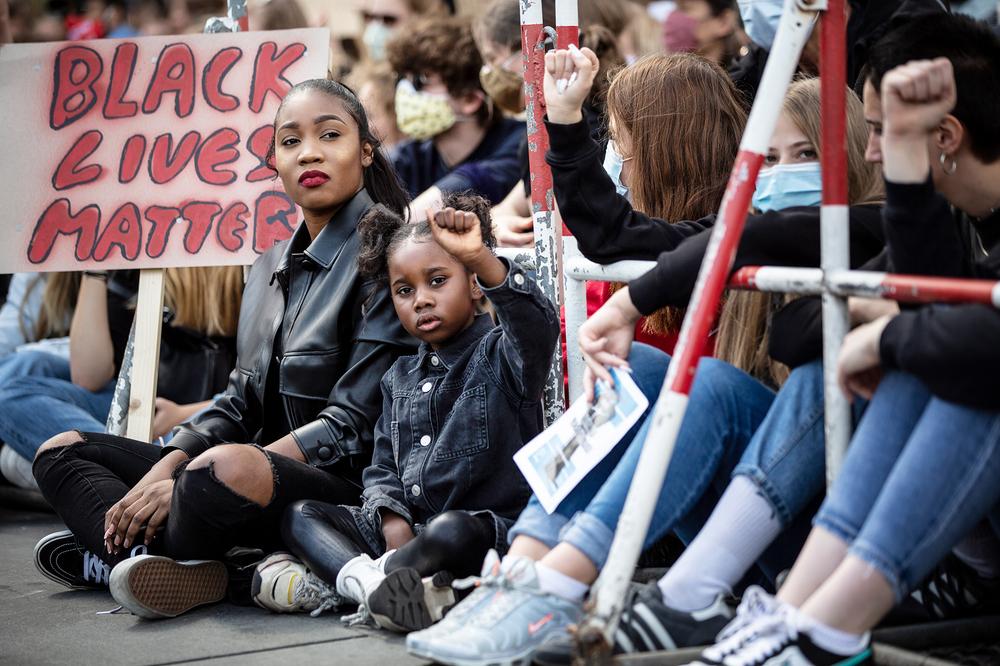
{"left": 270, "top": 79, "right": 410, "bottom": 217}
{"left": 358, "top": 191, "right": 496, "bottom": 282}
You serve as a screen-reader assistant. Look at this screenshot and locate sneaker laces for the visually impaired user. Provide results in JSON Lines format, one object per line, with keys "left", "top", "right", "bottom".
{"left": 704, "top": 605, "right": 793, "bottom": 666}
{"left": 292, "top": 573, "right": 345, "bottom": 618}
{"left": 449, "top": 558, "right": 536, "bottom": 628}
{"left": 83, "top": 551, "right": 111, "bottom": 585}
{"left": 716, "top": 586, "right": 779, "bottom": 643}
{"left": 719, "top": 612, "right": 797, "bottom": 666}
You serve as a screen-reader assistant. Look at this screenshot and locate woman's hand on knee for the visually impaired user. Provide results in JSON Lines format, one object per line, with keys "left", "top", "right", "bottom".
{"left": 104, "top": 478, "right": 174, "bottom": 552}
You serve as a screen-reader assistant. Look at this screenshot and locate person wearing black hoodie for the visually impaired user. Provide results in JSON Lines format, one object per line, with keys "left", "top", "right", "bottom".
{"left": 690, "top": 14, "right": 1000, "bottom": 666}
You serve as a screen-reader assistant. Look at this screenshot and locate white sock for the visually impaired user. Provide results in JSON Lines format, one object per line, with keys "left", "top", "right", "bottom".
{"left": 535, "top": 562, "right": 589, "bottom": 602}
{"left": 658, "top": 476, "right": 782, "bottom": 612}
{"left": 800, "top": 615, "right": 869, "bottom": 656}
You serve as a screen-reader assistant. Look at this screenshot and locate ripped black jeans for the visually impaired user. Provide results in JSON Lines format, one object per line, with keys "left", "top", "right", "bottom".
{"left": 32, "top": 432, "right": 362, "bottom": 567}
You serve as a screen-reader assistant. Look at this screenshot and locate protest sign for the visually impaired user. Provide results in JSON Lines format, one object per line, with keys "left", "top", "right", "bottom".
{"left": 0, "top": 28, "right": 329, "bottom": 272}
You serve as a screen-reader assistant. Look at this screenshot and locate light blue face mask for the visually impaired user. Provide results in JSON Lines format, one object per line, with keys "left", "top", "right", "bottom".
{"left": 603, "top": 140, "right": 630, "bottom": 199}
{"left": 752, "top": 162, "right": 823, "bottom": 212}
{"left": 738, "top": 0, "right": 785, "bottom": 50}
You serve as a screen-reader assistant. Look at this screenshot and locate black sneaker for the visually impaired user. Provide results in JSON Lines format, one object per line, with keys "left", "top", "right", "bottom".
{"left": 691, "top": 608, "right": 873, "bottom": 666}
{"left": 34, "top": 530, "right": 122, "bottom": 590}
{"left": 532, "top": 583, "right": 733, "bottom": 665}
{"left": 367, "top": 568, "right": 456, "bottom": 633}
{"left": 908, "top": 553, "right": 1000, "bottom": 620}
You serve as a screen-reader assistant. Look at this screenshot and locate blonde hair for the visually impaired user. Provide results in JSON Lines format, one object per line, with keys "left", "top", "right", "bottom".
{"left": 714, "top": 78, "right": 883, "bottom": 385}
{"left": 23, "top": 272, "right": 81, "bottom": 341}
{"left": 163, "top": 267, "right": 243, "bottom": 337}
{"left": 606, "top": 53, "right": 747, "bottom": 334}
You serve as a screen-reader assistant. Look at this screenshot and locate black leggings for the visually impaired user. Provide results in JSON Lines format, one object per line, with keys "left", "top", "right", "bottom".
{"left": 282, "top": 501, "right": 496, "bottom": 585}
{"left": 32, "top": 432, "right": 362, "bottom": 566}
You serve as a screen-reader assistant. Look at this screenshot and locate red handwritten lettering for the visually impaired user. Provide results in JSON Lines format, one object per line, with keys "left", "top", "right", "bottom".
{"left": 203, "top": 47, "right": 242, "bottom": 112}
{"left": 148, "top": 131, "right": 200, "bottom": 184}
{"left": 142, "top": 43, "right": 196, "bottom": 118}
{"left": 103, "top": 42, "right": 139, "bottom": 119}
{"left": 28, "top": 199, "right": 100, "bottom": 263}
{"left": 253, "top": 191, "right": 297, "bottom": 253}
{"left": 195, "top": 128, "right": 239, "bottom": 186}
{"left": 50, "top": 46, "right": 102, "bottom": 130}
{"left": 249, "top": 42, "right": 306, "bottom": 113}
{"left": 52, "top": 130, "right": 103, "bottom": 190}
{"left": 217, "top": 202, "right": 249, "bottom": 252}
{"left": 94, "top": 203, "right": 142, "bottom": 261}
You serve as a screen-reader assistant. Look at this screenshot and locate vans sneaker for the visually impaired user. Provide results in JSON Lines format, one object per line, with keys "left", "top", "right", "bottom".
{"left": 33, "top": 530, "right": 146, "bottom": 590}
{"left": 109, "top": 554, "right": 227, "bottom": 619}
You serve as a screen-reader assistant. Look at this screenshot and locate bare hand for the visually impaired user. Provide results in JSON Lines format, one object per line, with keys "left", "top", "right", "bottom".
{"left": 152, "top": 397, "right": 183, "bottom": 439}
{"left": 848, "top": 297, "right": 900, "bottom": 326}
{"left": 579, "top": 289, "right": 640, "bottom": 402}
{"left": 882, "top": 58, "right": 956, "bottom": 139}
{"left": 543, "top": 44, "right": 599, "bottom": 124}
{"left": 381, "top": 512, "right": 415, "bottom": 551}
{"left": 104, "top": 478, "right": 174, "bottom": 551}
{"left": 836, "top": 315, "right": 892, "bottom": 401}
{"left": 494, "top": 215, "right": 535, "bottom": 248}
{"left": 428, "top": 207, "right": 487, "bottom": 265}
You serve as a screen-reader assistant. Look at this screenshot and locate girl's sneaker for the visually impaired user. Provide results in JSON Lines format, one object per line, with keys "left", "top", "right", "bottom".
{"left": 251, "top": 551, "right": 344, "bottom": 616}
{"left": 365, "top": 568, "right": 456, "bottom": 632}
{"left": 689, "top": 607, "right": 874, "bottom": 666}
{"left": 406, "top": 554, "right": 581, "bottom": 666}
{"left": 109, "top": 554, "right": 227, "bottom": 619}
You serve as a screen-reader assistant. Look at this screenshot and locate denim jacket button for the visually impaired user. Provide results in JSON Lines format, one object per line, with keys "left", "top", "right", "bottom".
{"left": 317, "top": 446, "right": 332, "bottom": 461}
{"left": 411, "top": 484, "right": 421, "bottom": 496}
{"left": 421, "top": 381, "right": 432, "bottom": 393}
{"left": 430, "top": 355, "right": 440, "bottom": 366}
{"left": 513, "top": 273, "right": 525, "bottom": 286}
{"left": 419, "top": 435, "right": 431, "bottom": 446}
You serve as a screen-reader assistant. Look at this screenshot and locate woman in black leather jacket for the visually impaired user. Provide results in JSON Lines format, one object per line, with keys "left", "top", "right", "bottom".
{"left": 32, "top": 80, "right": 418, "bottom": 616}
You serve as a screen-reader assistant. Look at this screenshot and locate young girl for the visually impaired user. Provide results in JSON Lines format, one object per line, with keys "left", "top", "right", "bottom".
{"left": 31, "top": 79, "right": 416, "bottom": 618}
{"left": 250, "top": 192, "right": 560, "bottom": 633}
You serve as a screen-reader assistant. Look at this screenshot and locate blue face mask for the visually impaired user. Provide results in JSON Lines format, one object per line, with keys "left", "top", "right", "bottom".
{"left": 738, "top": 0, "right": 784, "bottom": 50}
{"left": 752, "top": 162, "right": 823, "bottom": 212}
{"left": 603, "top": 140, "right": 630, "bottom": 199}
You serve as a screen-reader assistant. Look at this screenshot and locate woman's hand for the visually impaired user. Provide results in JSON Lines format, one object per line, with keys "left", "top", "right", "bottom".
{"left": 104, "top": 478, "right": 174, "bottom": 551}
{"left": 848, "top": 297, "right": 900, "bottom": 326}
{"left": 381, "top": 511, "right": 415, "bottom": 551}
{"left": 494, "top": 215, "right": 535, "bottom": 248}
{"left": 543, "top": 45, "right": 599, "bottom": 125}
{"left": 103, "top": 449, "right": 187, "bottom": 552}
{"left": 836, "top": 314, "right": 893, "bottom": 401}
{"left": 152, "top": 398, "right": 210, "bottom": 439}
{"left": 579, "top": 288, "right": 640, "bottom": 402}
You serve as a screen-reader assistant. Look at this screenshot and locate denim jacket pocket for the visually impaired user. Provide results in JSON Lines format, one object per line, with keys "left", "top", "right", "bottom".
{"left": 433, "top": 383, "right": 489, "bottom": 461}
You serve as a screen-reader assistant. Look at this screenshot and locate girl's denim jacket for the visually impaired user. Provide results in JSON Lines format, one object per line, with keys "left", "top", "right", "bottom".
{"left": 357, "top": 258, "right": 560, "bottom": 551}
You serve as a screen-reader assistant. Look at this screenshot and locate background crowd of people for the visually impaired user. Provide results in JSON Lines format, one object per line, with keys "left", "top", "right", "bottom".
{"left": 3, "top": 1, "right": 1000, "bottom": 666}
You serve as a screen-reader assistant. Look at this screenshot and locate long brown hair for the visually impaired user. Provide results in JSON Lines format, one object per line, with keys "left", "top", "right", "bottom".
{"left": 23, "top": 272, "right": 81, "bottom": 341}
{"left": 714, "top": 78, "right": 883, "bottom": 385}
{"left": 606, "top": 53, "right": 747, "bottom": 333}
{"left": 163, "top": 267, "right": 243, "bottom": 337}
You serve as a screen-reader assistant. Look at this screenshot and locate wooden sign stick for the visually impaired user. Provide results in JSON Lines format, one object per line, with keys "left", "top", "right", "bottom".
{"left": 125, "top": 268, "right": 165, "bottom": 441}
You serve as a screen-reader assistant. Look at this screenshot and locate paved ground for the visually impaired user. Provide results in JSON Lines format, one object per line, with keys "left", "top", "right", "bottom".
{"left": 0, "top": 505, "right": 426, "bottom": 666}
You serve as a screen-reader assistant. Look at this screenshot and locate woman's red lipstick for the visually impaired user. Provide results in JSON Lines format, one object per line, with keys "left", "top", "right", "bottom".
{"left": 299, "top": 170, "right": 329, "bottom": 188}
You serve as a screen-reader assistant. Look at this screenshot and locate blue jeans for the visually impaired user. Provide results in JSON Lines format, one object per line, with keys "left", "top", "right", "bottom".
{"left": 0, "top": 351, "right": 114, "bottom": 460}
{"left": 511, "top": 346, "right": 777, "bottom": 569}
{"left": 815, "top": 371, "right": 1000, "bottom": 601}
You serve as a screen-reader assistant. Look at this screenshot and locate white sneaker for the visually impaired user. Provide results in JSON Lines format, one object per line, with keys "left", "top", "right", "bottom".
{"left": 251, "top": 552, "right": 343, "bottom": 616}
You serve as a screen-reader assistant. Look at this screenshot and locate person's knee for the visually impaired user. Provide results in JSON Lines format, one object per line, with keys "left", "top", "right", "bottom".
{"left": 281, "top": 500, "right": 324, "bottom": 549}
{"left": 423, "top": 511, "right": 481, "bottom": 551}
{"left": 34, "top": 430, "right": 84, "bottom": 460}
{"left": 185, "top": 444, "right": 274, "bottom": 506}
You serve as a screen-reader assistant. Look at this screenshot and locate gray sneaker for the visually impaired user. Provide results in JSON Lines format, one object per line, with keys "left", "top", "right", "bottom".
{"left": 406, "top": 554, "right": 581, "bottom": 666}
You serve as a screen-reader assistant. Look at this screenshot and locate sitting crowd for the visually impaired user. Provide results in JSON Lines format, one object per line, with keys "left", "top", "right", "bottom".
{"left": 3, "top": 1, "right": 1000, "bottom": 665}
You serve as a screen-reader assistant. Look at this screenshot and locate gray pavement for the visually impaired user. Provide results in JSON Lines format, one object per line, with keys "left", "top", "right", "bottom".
{"left": 0, "top": 506, "right": 427, "bottom": 666}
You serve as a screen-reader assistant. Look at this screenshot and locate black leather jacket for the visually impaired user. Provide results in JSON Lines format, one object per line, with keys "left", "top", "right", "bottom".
{"left": 166, "top": 189, "right": 416, "bottom": 478}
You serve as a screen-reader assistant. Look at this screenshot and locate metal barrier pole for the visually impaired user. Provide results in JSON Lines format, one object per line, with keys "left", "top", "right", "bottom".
{"left": 818, "top": 0, "right": 850, "bottom": 485}
{"left": 520, "top": 0, "right": 575, "bottom": 424}
{"left": 576, "top": 0, "right": 817, "bottom": 657}
{"left": 563, "top": 239, "right": 588, "bottom": 401}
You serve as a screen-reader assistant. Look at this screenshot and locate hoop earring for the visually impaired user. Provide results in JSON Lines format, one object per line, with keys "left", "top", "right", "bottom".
{"left": 940, "top": 152, "right": 958, "bottom": 175}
